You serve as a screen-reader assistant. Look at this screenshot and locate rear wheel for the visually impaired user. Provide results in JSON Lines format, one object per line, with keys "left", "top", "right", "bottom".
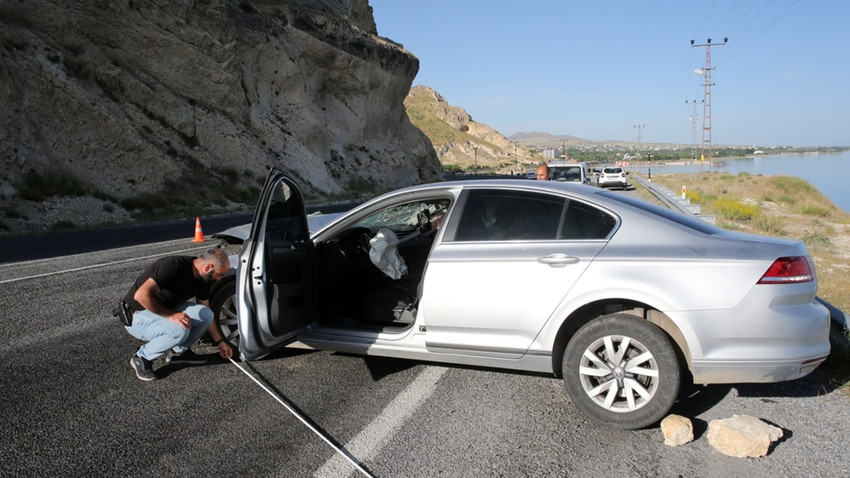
{"left": 210, "top": 278, "right": 239, "bottom": 348}
{"left": 563, "top": 313, "right": 680, "bottom": 429}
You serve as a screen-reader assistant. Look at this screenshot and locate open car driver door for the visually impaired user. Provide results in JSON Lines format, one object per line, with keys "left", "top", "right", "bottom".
{"left": 236, "top": 169, "right": 317, "bottom": 360}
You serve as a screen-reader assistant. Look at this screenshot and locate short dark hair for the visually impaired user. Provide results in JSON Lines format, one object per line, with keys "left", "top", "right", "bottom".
{"left": 199, "top": 248, "right": 228, "bottom": 268}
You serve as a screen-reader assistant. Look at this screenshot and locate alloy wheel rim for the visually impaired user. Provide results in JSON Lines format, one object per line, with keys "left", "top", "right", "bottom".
{"left": 218, "top": 295, "right": 240, "bottom": 345}
{"left": 578, "top": 335, "right": 659, "bottom": 412}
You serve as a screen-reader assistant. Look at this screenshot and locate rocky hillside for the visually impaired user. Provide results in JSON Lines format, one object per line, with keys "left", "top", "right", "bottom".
{"left": 404, "top": 85, "right": 538, "bottom": 175}
{"left": 0, "top": 0, "right": 441, "bottom": 235}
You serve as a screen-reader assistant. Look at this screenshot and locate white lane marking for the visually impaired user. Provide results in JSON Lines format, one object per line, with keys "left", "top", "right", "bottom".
{"left": 229, "top": 358, "right": 376, "bottom": 477}
{"left": 0, "top": 245, "right": 209, "bottom": 285}
{"left": 311, "top": 366, "right": 447, "bottom": 478}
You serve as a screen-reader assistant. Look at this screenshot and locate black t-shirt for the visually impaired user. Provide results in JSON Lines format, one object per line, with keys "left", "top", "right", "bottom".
{"left": 124, "top": 256, "right": 211, "bottom": 312}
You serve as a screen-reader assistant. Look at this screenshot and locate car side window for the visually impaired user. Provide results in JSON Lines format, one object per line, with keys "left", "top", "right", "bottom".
{"left": 265, "top": 180, "right": 308, "bottom": 244}
{"left": 454, "top": 190, "right": 566, "bottom": 241}
{"left": 560, "top": 199, "right": 616, "bottom": 239}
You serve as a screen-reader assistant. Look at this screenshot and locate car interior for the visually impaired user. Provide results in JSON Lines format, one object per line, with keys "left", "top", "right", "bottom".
{"left": 314, "top": 199, "right": 451, "bottom": 331}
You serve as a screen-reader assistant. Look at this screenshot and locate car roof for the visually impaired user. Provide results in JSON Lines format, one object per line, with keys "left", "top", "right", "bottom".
{"left": 388, "top": 179, "right": 600, "bottom": 197}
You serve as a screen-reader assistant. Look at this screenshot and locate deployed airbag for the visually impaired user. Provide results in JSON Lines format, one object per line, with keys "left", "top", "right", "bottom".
{"left": 369, "top": 228, "right": 408, "bottom": 279}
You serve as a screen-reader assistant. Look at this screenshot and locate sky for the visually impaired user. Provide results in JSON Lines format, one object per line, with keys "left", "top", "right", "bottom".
{"left": 370, "top": 1, "right": 850, "bottom": 147}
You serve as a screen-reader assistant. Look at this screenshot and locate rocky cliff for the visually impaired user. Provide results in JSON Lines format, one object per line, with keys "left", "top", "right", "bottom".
{"left": 404, "top": 85, "right": 538, "bottom": 175}
{"left": 0, "top": 0, "right": 441, "bottom": 234}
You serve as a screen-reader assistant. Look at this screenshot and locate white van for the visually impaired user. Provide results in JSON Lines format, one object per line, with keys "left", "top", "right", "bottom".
{"left": 548, "top": 160, "right": 590, "bottom": 185}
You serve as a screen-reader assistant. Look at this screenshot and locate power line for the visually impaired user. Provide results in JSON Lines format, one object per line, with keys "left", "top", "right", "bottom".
{"left": 710, "top": 1, "right": 737, "bottom": 38}
{"left": 725, "top": 0, "right": 762, "bottom": 41}
{"left": 691, "top": 0, "right": 718, "bottom": 40}
{"left": 718, "top": 0, "right": 800, "bottom": 66}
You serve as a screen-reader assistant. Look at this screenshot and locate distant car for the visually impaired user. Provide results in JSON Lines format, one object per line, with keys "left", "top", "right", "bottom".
{"left": 223, "top": 168, "right": 830, "bottom": 429}
{"left": 598, "top": 166, "right": 629, "bottom": 189}
{"left": 548, "top": 160, "right": 590, "bottom": 185}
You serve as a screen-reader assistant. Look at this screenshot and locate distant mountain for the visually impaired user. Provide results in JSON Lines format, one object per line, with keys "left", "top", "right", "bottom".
{"left": 510, "top": 131, "right": 590, "bottom": 146}
{"left": 404, "top": 85, "right": 539, "bottom": 174}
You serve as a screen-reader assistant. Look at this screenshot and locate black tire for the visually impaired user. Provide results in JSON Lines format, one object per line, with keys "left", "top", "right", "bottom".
{"left": 563, "top": 313, "right": 681, "bottom": 429}
{"left": 210, "top": 277, "right": 239, "bottom": 348}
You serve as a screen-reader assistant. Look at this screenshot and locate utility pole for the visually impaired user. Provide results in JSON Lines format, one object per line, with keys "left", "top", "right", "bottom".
{"left": 633, "top": 124, "right": 645, "bottom": 146}
{"left": 513, "top": 141, "right": 517, "bottom": 174}
{"left": 634, "top": 124, "right": 645, "bottom": 172}
{"left": 691, "top": 37, "right": 727, "bottom": 168}
{"left": 685, "top": 100, "right": 701, "bottom": 162}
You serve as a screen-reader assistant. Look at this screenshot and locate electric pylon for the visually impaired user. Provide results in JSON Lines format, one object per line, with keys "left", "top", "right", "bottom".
{"left": 691, "top": 38, "right": 727, "bottom": 165}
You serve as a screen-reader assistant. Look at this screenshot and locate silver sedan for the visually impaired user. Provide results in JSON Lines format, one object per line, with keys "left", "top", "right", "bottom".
{"left": 233, "top": 168, "right": 830, "bottom": 429}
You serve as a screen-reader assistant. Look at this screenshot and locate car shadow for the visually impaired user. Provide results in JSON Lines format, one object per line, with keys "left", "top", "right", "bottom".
{"left": 332, "top": 352, "right": 421, "bottom": 381}
{"left": 157, "top": 346, "right": 319, "bottom": 378}
{"left": 670, "top": 362, "right": 849, "bottom": 421}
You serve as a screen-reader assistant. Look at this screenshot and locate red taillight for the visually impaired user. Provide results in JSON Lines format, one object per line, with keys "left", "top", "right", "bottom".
{"left": 758, "top": 256, "right": 813, "bottom": 284}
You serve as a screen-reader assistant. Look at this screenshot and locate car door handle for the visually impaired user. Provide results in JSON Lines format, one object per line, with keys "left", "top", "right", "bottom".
{"left": 537, "top": 254, "right": 580, "bottom": 267}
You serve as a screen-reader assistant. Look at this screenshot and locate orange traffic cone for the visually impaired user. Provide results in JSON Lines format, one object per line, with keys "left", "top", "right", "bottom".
{"left": 191, "top": 217, "right": 206, "bottom": 243}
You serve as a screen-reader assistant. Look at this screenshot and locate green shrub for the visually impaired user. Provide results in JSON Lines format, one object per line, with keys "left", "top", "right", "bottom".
{"left": 714, "top": 197, "right": 759, "bottom": 221}
{"left": 685, "top": 190, "right": 701, "bottom": 203}
{"left": 4, "top": 207, "right": 25, "bottom": 219}
{"left": 717, "top": 220, "right": 740, "bottom": 231}
{"left": 118, "top": 162, "right": 263, "bottom": 221}
{"left": 753, "top": 213, "right": 786, "bottom": 235}
{"left": 770, "top": 175, "right": 817, "bottom": 195}
{"left": 50, "top": 220, "right": 76, "bottom": 231}
{"left": 801, "top": 205, "right": 830, "bottom": 217}
{"left": 347, "top": 177, "right": 380, "bottom": 197}
{"left": 17, "top": 169, "right": 90, "bottom": 201}
{"left": 802, "top": 231, "right": 831, "bottom": 251}
{"left": 808, "top": 218, "right": 835, "bottom": 234}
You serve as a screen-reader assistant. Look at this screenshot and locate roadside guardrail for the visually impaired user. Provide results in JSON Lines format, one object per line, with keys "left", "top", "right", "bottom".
{"left": 630, "top": 174, "right": 716, "bottom": 224}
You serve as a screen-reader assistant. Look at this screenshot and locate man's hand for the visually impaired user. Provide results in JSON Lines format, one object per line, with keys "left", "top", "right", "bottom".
{"left": 217, "top": 341, "right": 233, "bottom": 359}
{"left": 168, "top": 311, "right": 192, "bottom": 330}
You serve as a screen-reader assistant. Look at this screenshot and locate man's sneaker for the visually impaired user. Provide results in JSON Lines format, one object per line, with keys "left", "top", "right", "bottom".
{"left": 165, "top": 349, "right": 208, "bottom": 365}
{"left": 130, "top": 355, "right": 157, "bottom": 381}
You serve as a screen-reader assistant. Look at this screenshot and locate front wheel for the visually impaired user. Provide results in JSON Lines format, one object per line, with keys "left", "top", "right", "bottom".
{"left": 563, "top": 313, "right": 680, "bottom": 429}
{"left": 210, "top": 278, "right": 240, "bottom": 348}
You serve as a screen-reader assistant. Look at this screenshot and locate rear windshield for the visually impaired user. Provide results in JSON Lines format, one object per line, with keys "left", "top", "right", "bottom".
{"left": 599, "top": 191, "right": 722, "bottom": 234}
{"left": 550, "top": 166, "right": 584, "bottom": 181}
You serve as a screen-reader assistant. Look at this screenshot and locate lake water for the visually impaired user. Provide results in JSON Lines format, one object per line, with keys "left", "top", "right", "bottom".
{"left": 647, "top": 150, "right": 850, "bottom": 213}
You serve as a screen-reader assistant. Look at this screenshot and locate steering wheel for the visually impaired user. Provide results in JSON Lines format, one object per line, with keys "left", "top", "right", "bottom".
{"left": 416, "top": 211, "right": 432, "bottom": 233}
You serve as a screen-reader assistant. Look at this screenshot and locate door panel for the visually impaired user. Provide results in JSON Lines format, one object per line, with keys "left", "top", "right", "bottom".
{"left": 237, "top": 169, "right": 315, "bottom": 360}
{"left": 421, "top": 189, "right": 613, "bottom": 357}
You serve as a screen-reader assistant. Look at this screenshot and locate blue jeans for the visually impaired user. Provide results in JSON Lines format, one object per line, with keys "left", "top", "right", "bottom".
{"left": 125, "top": 302, "right": 213, "bottom": 361}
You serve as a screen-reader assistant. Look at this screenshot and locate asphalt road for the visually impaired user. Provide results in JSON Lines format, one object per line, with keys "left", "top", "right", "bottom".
{"left": 0, "top": 201, "right": 357, "bottom": 264}
{"left": 2, "top": 194, "right": 850, "bottom": 477}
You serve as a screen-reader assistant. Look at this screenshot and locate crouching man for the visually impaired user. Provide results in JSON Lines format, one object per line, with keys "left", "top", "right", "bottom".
{"left": 124, "top": 248, "right": 233, "bottom": 381}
